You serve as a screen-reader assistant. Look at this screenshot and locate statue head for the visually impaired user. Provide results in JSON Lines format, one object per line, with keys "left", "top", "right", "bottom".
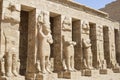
{"left": 82, "top": 21, "right": 89, "bottom": 30}
{"left": 8, "top": 3, "right": 17, "bottom": 12}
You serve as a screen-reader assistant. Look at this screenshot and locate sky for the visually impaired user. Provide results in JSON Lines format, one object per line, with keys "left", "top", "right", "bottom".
{"left": 74, "top": 0, "right": 116, "bottom": 9}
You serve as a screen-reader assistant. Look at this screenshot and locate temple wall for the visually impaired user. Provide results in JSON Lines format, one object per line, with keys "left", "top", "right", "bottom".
{"left": 0, "top": 0, "right": 120, "bottom": 80}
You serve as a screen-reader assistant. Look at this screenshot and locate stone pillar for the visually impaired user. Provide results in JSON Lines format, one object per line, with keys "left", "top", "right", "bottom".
{"left": 52, "top": 16, "right": 63, "bottom": 72}
{"left": 72, "top": 20, "right": 82, "bottom": 70}
{"left": 81, "top": 21, "right": 93, "bottom": 69}
{"left": 103, "top": 27, "right": 110, "bottom": 68}
{"left": 115, "top": 29, "right": 120, "bottom": 65}
{"left": 89, "top": 24, "right": 97, "bottom": 68}
{"left": 0, "top": 0, "right": 2, "bottom": 60}
{"left": 26, "top": 9, "right": 37, "bottom": 79}
{"left": 0, "top": 0, "right": 24, "bottom": 79}
{"left": 61, "top": 16, "right": 72, "bottom": 72}
{"left": 108, "top": 27, "right": 120, "bottom": 72}
{"left": 81, "top": 21, "right": 93, "bottom": 76}
{"left": 96, "top": 25, "right": 106, "bottom": 69}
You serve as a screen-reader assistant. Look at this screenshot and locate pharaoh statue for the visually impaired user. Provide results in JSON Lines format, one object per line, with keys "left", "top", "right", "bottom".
{"left": 82, "top": 21, "right": 93, "bottom": 69}
{"left": 82, "top": 38, "right": 93, "bottom": 69}
{"left": 62, "top": 16, "right": 76, "bottom": 71}
{"left": 37, "top": 11, "right": 53, "bottom": 74}
{"left": 108, "top": 27, "right": 120, "bottom": 69}
{"left": 62, "top": 36, "right": 76, "bottom": 71}
{"left": 96, "top": 26, "right": 107, "bottom": 69}
{"left": 0, "top": 1, "right": 20, "bottom": 77}
{"left": 110, "top": 43, "right": 119, "bottom": 69}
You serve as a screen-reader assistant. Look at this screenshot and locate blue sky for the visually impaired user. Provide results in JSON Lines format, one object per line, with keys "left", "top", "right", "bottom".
{"left": 74, "top": 0, "right": 116, "bottom": 9}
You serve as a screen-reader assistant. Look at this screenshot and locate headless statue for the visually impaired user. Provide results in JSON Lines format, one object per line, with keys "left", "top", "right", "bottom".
{"left": 63, "top": 36, "right": 76, "bottom": 71}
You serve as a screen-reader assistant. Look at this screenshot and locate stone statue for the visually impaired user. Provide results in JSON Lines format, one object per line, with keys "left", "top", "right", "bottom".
{"left": 0, "top": 58, "right": 5, "bottom": 76}
{"left": 5, "top": 47, "right": 20, "bottom": 77}
{"left": 101, "top": 60, "right": 107, "bottom": 69}
{"left": 82, "top": 38, "right": 93, "bottom": 69}
{"left": 62, "top": 17, "right": 72, "bottom": 31}
{"left": 63, "top": 36, "right": 76, "bottom": 71}
{"left": 0, "top": 1, "right": 21, "bottom": 77}
{"left": 96, "top": 26, "right": 106, "bottom": 69}
{"left": 37, "top": 11, "right": 53, "bottom": 73}
{"left": 3, "top": 2, "right": 20, "bottom": 23}
{"left": 82, "top": 21, "right": 93, "bottom": 69}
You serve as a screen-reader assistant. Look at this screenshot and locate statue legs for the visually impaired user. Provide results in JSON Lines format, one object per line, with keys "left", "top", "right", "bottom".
{"left": 71, "top": 56, "right": 76, "bottom": 71}
{"left": 6, "top": 52, "right": 13, "bottom": 77}
{"left": 12, "top": 54, "right": 19, "bottom": 76}
{"left": 46, "top": 56, "right": 52, "bottom": 73}
{"left": 0, "top": 58, "right": 5, "bottom": 76}
{"left": 40, "top": 56, "right": 47, "bottom": 74}
{"left": 5, "top": 51, "right": 19, "bottom": 77}
{"left": 65, "top": 56, "right": 72, "bottom": 71}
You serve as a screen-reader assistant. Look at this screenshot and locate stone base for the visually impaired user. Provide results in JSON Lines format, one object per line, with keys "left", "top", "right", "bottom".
{"left": 35, "top": 73, "right": 58, "bottom": 80}
{"left": 81, "top": 69, "right": 92, "bottom": 76}
{"left": 112, "top": 68, "right": 120, "bottom": 73}
{"left": 99, "top": 69, "right": 107, "bottom": 74}
{"left": 58, "top": 71, "right": 81, "bottom": 79}
{"left": 91, "top": 70, "right": 99, "bottom": 76}
{"left": 0, "top": 76, "right": 25, "bottom": 80}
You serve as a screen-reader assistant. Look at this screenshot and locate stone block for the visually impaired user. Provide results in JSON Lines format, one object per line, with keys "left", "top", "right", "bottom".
{"left": 81, "top": 69, "right": 92, "bottom": 76}
{"left": 58, "top": 71, "right": 81, "bottom": 79}
{"left": 63, "top": 71, "right": 71, "bottom": 79}
{"left": 91, "top": 70, "right": 99, "bottom": 76}
{"left": 58, "top": 72, "right": 63, "bottom": 78}
{"left": 0, "top": 76, "right": 25, "bottom": 80}
{"left": 99, "top": 69, "right": 107, "bottom": 74}
{"left": 35, "top": 73, "right": 58, "bottom": 80}
{"left": 112, "top": 68, "right": 120, "bottom": 73}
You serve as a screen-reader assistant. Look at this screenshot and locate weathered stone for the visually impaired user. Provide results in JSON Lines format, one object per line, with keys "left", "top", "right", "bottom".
{"left": 81, "top": 69, "right": 92, "bottom": 76}
{"left": 0, "top": 0, "right": 120, "bottom": 80}
{"left": 112, "top": 68, "right": 120, "bottom": 73}
{"left": 99, "top": 69, "right": 108, "bottom": 74}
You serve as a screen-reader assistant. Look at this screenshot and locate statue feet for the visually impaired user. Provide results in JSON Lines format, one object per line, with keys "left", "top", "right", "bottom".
{"left": 41, "top": 69, "right": 48, "bottom": 74}
{"left": 13, "top": 70, "right": 19, "bottom": 76}
{"left": 46, "top": 68, "right": 52, "bottom": 74}
{"left": 72, "top": 68, "right": 77, "bottom": 72}
{"left": 6, "top": 72, "right": 13, "bottom": 77}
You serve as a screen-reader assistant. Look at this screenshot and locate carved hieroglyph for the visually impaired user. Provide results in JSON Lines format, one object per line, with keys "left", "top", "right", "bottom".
{"left": 37, "top": 11, "right": 53, "bottom": 74}
{"left": 82, "top": 21, "right": 93, "bottom": 69}
{"left": 1, "top": 1, "right": 20, "bottom": 77}
{"left": 62, "top": 16, "right": 76, "bottom": 71}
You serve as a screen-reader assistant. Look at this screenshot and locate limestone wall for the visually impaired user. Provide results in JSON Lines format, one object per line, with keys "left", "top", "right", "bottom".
{"left": 0, "top": 0, "right": 120, "bottom": 80}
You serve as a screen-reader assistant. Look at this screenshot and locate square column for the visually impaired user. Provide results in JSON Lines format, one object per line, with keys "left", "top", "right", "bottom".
{"left": 0, "top": 0, "right": 25, "bottom": 80}
{"left": 26, "top": 9, "right": 37, "bottom": 79}
{"left": 52, "top": 15, "right": 63, "bottom": 72}
{"left": 72, "top": 20, "right": 82, "bottom": 70}
{"left": 108, "top": 27, "right": 120, "bottom": 73}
